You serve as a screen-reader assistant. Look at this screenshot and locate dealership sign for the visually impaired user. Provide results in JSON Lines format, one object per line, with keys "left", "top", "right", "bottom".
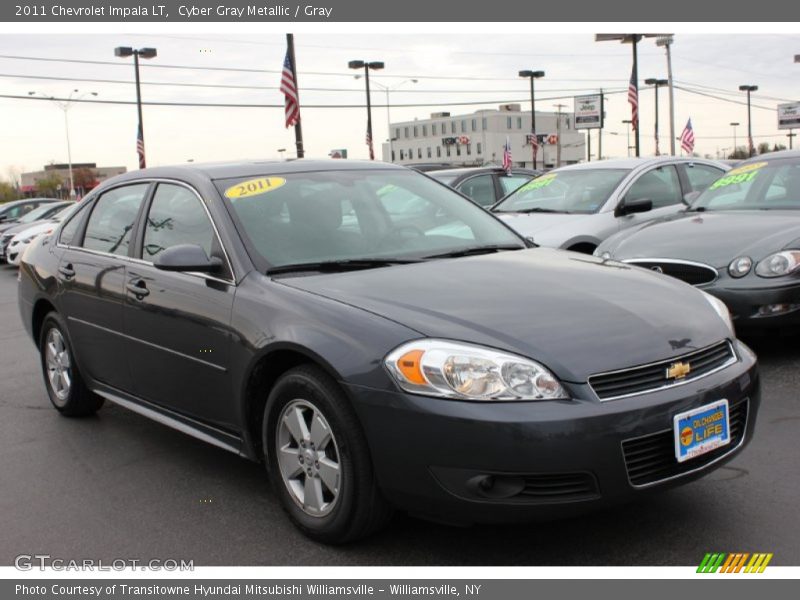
{"left": 777, "top": 102, "right": 800, "bottom": 130}
{"left": 574, "top": 94, "right": 604, "bottom": 129}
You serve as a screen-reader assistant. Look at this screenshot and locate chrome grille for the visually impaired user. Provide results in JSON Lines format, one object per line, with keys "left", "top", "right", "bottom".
{"left": 622, "top": 398, "right": 748, "bottom": 487}
{"left": 589, "top": 341, "right": 736, "bottom": 401}
{"left": 625, "top": 258, "right": 718, "bottom": 286}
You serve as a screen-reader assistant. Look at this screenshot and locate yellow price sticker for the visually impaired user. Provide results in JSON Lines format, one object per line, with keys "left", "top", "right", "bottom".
{"left": 725, "top": 161, "right": 768, "bottom": 177}
{"left": 224, "top": 177, "right": 286, "bottom": 199}
{"left": 521, "top": 173, "right": 557, "bottom": 191}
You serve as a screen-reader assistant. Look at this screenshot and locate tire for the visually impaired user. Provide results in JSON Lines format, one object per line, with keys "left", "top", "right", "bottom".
{"left": 39, "top": 312, "right": 104, "bottom": 417}
{"left": 263, "top": 365, "right": 392, "bottom": 543}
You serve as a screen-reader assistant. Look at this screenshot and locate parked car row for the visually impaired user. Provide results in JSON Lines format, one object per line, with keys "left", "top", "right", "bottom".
{"left": 0, "top": 201, "right": 74, "bottom": 264}
{"left": 17, "top": 158, "right": 760, "bottom": 544}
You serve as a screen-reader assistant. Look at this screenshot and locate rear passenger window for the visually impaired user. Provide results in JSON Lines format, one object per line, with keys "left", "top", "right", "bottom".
{"left": 58, "top": 201, "right": 92, "bottom": 246}
{"left": 685, "top": 164, "right": 724, "bottom": 193}
{"left": 626, "top": 165, "right": 682, "bottom": 209}
{"left": 457, "top": 175, "right": 496, "bottom": 207}
{"left": 142, "top": 183, "right": 216, "bottom": 261}
{"left": 82, "top": 184, "right": 149, "bottom": 256}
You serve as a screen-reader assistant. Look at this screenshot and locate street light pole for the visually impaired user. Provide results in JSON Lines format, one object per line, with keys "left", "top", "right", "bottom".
{"left": 361, "top": 77, "right": 417, "bottom": 163}
{"left": 730, "top": 122, "right": 740, "bottom": 156}
{"left": 349, "top": 60, "right": 385, "bottom": 160}
{"left": 739, "top": 84, "right": 758, "bottom": 157}
{"left": 645, "top": 78, "right": 668, "bottom": 155}
{"left": 788, "top": 130, "right": 796, "bottom": 150}
{"left": 28, "top": 89, "right": 98, "bottom": 197}
{"left": 622, "top": 119, "right": 632, "bottom": 157}
{"left": 519, "top": 70, "right": 545, "bottom": 169}
{"left": 115, "top": 46, "right": 157, "bottom": 169}
{"left": 656, "top": 36, "right": 676, "bottom": 155}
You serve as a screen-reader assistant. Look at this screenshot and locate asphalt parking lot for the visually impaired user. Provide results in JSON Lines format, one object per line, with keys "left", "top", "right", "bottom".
{"left": 0, "top": 264, "right": 798, "bottom": 566}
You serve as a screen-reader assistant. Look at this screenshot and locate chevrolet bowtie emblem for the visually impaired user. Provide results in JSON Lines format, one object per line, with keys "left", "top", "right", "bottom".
{"left": 666, "top": 361, "right": 691, "bottom": 380}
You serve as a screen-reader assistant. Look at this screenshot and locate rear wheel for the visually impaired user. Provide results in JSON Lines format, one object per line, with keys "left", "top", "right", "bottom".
{"left": 39, "top": 312, "right": 104, "bottom": 417}
{"left": 264, "top": 365, "right": 392, "bottom": 543}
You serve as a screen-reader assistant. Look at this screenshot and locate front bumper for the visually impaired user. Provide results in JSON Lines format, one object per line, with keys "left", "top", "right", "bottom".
{"left": 346, "top": 340, "right": 759, "bottom": 524}
{"left": 706, "top": 280, "right": 800, "bottom": 329}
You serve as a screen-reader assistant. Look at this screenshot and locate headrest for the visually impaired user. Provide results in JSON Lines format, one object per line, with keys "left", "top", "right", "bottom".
{"left": 288, "top": 189, "right": 343, "bottom": 231}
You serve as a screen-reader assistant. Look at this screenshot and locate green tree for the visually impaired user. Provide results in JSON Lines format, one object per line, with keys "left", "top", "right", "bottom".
{"left": 0, "top": 180, "right": 18, "bottom": 202}
{"left": 757, "top": 142, "right": 772, "bottom": 155}
{"left": 728, "top": 146, "right": 750, "bottom": 159}
{"left": 35, "top": 173, "right": 63, "bottom": 198}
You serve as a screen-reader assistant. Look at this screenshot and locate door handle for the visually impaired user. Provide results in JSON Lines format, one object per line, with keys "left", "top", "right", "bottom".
{"left": 126, "top": 279, "right": 150, "bottom": 299}
{"left": 58, "top": 263, "right": 75, "bottom": 280}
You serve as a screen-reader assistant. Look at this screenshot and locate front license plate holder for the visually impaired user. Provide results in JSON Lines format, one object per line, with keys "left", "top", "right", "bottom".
{"left": 673, "top": 400, "right": 730, "bottom": 463}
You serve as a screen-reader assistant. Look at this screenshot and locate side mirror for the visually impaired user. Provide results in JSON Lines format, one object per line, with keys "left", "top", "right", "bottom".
{"left": 153, "top": 244, "right": 222, "bottom": 273}
{"left": 616, "top": 198, "right": 653, "bottom": 217}
{"left": 683, "top": 190, "right": 702, "bottom": 205}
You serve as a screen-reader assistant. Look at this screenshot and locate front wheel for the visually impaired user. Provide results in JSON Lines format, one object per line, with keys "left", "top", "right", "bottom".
{"left": 264, "top": 365, "right": 392, "bottom": 543}
{"left": 39, "top": 312, "right": 104, "bottom": 417}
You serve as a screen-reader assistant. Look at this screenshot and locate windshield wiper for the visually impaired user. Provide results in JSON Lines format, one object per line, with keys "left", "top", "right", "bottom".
{"left": 267, "top": 258, "right": 420, "bottom": 275}
{"left": 685, "top": 206, "right": 707, "bottom": 212}
{"left": 423, "top": 244, "right": 525, "bottom": 259}
{"left": 504, "top": 207, "right": 569, "bottom": 214}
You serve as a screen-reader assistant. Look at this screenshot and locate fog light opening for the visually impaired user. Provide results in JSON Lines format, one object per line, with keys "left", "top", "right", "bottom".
{"left": 756, "top": 303, "right": 800, "bottom": 317}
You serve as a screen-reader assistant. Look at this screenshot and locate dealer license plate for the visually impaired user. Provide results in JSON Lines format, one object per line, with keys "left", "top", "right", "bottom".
{"left": 673, "top": 400, "right": 730, "bottom": 463}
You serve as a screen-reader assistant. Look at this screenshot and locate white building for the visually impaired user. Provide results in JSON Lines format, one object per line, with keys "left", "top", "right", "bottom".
{"left": 381, "top": 104, "right": 586, "bottom": 170}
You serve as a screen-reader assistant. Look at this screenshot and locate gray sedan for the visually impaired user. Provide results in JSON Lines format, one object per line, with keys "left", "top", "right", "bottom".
{"left": 491, "top": 157, "right": 729, "bottom": 253}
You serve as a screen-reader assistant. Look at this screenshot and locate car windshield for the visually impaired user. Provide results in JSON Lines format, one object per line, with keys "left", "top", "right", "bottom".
{"left": 691, "top": 159, "right": 800, "bottom": 211}
{"left": 16, "top": 203, "right": 61, "bottom": 224}
{"left": 492, "top": 168, "right": 630, "bottom": 214}
{"left": 216, "top": 169, "right": 525, "bottom": 269}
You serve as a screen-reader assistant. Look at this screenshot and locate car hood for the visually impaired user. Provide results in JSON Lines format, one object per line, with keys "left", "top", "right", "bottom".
{"left": 276, "top": 249, "right": 731, "bottom": 382}
{"left": 493, "top": 212, "right": 597, "bottom": 246}
{"left": 603, "top": 210, "right": 800, "bottom": 267}
{"left": 10, "top": 220, "right": 56, "bottom": 241}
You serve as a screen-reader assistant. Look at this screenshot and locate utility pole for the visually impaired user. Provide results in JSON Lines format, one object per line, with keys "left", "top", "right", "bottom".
{"left": 656, "top": 36, "right": 676, "bottom": 155}
{"left": 739, "top": 84, "right": 758, "bottom": 157}
{"left": 286, "top": 33, "right": 304, "bottom": 158}
{"left": 789, "top": 130, "right": 796, "bottom": 150}
{"left": 553, "top": 103, "right": 567, "bottom": 167}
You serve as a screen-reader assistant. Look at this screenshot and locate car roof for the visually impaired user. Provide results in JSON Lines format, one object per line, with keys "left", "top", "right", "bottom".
{"left": 740, "top": 149, "right": 800, "bottom": 162}
{"left": 108, "top": 159, "right": 409, "bottom": 184}
{"left": 1, "top": 197, "right": 60, "bottom": 207}
{"left": 554, "top": 156, "right": 726, "bottom": 172}
{"left": 430, "top": 167, "right": 540, "bottom": 177}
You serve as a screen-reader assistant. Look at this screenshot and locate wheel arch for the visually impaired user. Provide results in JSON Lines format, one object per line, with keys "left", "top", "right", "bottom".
{"left": 240, "top": 342, "right": 349, "bottom": 463}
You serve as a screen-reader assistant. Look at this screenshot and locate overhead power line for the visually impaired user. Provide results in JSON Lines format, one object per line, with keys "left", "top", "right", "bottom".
{"left": 0, "top": 72, "right": 625, "bottom": 95}
{"left": 0, "top": 54, "right": 626, "bottom": 83}
{"left": 0, "top": 89, "right": 628, "bottom": 109}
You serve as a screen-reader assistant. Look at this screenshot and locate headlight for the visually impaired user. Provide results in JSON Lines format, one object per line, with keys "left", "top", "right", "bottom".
{"left": 384, "top": 339, "right": 568, "bottom": 401}
{"left": 728, "top": 256, "right": 752, "bottom": 278}
{"left": 755, "top": 250, "right": 800, "bottom": 278}
{"left": 700, "top": 291, "right": 734, "bottom": 335}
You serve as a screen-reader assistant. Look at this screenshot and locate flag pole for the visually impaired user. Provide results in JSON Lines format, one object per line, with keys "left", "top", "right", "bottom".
{"left": 286, "top": 33, "right": 304, "bottom": 159}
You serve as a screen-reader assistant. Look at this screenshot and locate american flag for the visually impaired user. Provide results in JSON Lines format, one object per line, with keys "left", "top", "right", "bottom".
{"left": 530, "top": 132, "right": 540, "bottom": 165}
{"left": 366, "top": 127, "right": 374, "bottom": 160}
{"left": 627, "top": 65, "right": 638, "bottom": 132}
{"left": 502, "top": 137, "right": 512, "bottom": 174}
{"left": 136, "top": 123, "right": 146, "bottom": 169}
{"left": 280, "top": 50, "right": 300, "bottom": 128}
{"left": 680, "top": 118, "right": 695, "bottom": 154}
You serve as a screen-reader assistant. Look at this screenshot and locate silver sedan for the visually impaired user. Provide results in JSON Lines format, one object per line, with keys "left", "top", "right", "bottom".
{"left": 491, "top": 157, "right": 729, "bottom": 254}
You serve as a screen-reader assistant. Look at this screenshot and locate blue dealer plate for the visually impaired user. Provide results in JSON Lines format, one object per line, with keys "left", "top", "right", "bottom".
{"left": 673, "top": 400, "right": 731, "bottom": 463}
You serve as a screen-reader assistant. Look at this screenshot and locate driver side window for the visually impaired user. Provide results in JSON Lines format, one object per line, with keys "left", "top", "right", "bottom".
{"left": 626, "top": 165, "right": 682, "bottom": 209}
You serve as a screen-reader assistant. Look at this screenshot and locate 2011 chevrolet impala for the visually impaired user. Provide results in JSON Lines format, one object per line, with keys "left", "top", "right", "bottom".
{"left": 17, "top": 160, "right": 760, "bottom": 543}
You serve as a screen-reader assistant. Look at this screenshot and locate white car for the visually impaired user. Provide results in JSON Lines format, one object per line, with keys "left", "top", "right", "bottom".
{"left": 6, "top": 203, "right": 80, "bottom": 266}
{"left": 491, "top": 157, "right": 730, "bottom": 254}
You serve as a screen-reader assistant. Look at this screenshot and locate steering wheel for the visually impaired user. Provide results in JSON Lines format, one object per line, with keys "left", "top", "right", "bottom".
{"left": 377, "top": 225, "right": 426, "bottom": 249}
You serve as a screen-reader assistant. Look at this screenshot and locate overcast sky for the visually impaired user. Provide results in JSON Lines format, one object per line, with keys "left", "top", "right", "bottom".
{"left": 1, "top": 32, "right": 798, "bottom": 179}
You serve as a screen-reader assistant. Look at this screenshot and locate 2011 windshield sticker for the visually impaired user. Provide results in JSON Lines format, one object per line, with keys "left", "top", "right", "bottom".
{"left": 709, "top": 164, "right": 766, "bottom": 191}
{"left": 522, "top": 174, "right": 557, "bottom": 191}
{"left": 224, "top": 177, "right": 286, "bottom": 199}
